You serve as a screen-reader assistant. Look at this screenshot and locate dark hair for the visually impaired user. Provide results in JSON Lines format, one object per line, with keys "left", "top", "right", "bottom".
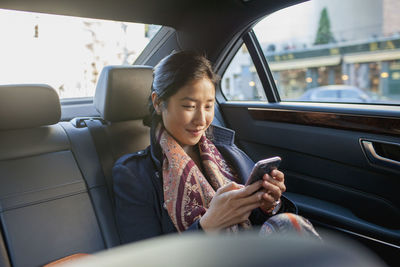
{"left": 143, "top": 51, "right": 219, "bottom": 127}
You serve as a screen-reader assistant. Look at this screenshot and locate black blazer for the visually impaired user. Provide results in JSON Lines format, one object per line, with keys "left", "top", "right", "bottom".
{"left": 113, "top": 125, "right": 296, "bottom": 244}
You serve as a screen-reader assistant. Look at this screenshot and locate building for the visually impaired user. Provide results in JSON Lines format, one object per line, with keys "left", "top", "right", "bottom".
{"left": 222, "top": 0, "right": 400, "bottom": 102}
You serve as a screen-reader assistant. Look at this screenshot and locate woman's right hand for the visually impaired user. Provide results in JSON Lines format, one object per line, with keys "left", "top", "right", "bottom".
{"left": 199, "top": 181, "right": 264, "bottom": 232}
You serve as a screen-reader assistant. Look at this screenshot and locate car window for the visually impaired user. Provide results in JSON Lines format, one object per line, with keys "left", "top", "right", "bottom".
{"left": 249, "top": 0, "right": 400, "bottom": 105}
{"left": 340, "top": 90, "right": 359, "bottom": 99}
{"left": 315, "top": 90, "right": 337, "bottom": 99}
{"left": 221, "top": 44, "right": 266, "bottom": 101}
{"left": 0, "top": 9, "right": 161, "bottom": 99}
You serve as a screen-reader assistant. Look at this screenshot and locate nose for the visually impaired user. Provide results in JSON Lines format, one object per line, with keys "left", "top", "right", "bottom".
{"left": 193, "top": 107, "right": 207, "bottom": 126}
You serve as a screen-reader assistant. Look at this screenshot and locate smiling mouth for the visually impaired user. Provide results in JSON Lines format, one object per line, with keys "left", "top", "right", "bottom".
{"left": 187, "top": 129, "right": 203, "bottom": 136}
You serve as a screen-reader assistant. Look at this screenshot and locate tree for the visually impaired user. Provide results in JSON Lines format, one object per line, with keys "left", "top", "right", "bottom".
{"left": 314, "top": 7, "right": 335, "bottom": 45}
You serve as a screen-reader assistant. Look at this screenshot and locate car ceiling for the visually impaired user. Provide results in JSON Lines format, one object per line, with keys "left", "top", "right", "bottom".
{"left": 0, "top": 0, "right": 306, "bottom": 61}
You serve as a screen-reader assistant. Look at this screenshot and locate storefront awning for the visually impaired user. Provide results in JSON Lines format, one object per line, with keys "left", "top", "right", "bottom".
{"left": 343, "top": 49, "right": 400, "bottom": 63}
{"left": 268, "top": 55, "right": 341, "bottom": 71}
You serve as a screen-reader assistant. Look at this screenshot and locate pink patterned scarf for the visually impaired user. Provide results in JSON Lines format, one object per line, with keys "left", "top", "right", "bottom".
{"left": 157, "top": 125, "right": 248, "bottom": 232}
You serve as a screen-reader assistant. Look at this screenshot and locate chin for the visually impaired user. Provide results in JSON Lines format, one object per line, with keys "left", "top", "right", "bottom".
{"left": 187, "top": 139, "right": 201, "bottom": 146}
{"left": 183, "top": 137, "right": 202, "bottom": 146}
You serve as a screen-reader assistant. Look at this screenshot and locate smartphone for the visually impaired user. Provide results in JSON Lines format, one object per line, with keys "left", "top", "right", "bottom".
{"left": 245, "top": 156, "right": 281, "bottom": 186}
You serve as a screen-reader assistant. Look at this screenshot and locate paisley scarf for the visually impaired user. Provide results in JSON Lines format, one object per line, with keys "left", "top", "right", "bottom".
{"left": 157, "top": 125, "right": 249, "bottom": 232}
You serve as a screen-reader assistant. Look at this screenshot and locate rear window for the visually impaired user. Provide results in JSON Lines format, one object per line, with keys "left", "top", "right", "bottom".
{"left": 0, "top": 9, "right": 161, "bottom": 99}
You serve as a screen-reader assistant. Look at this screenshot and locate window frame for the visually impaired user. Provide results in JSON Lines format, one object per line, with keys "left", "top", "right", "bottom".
{"left": 243, "top": 30, "right": 280, "bottom": 103}
{"left": 217, "top": 29, "right": 281, "bottom": 103}
{"left": 220, "top": 20, "right": 400, "bottom": 107}
{"left": 215, "top": 25, "right": 400, "bottom": 119}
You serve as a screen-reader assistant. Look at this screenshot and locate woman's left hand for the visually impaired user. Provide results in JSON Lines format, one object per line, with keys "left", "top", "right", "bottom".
{"left": 260, "top": 169, "right": 286, "bottom": 213}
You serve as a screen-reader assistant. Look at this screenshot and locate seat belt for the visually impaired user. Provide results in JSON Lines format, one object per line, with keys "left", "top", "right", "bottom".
{"left": 84, "top": 118, "right": 116, "bottom": 204}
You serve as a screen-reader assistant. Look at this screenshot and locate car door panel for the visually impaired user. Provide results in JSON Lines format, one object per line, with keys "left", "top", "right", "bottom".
{"left": 361, "top": 139, "right": 400, "bottom": 173}
{"left": 220, "top": 102, "right": 400, "bottom": 249}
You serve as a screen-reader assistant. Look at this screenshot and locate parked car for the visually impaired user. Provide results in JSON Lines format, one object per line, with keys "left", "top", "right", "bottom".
{"left": 0, "top": 0, "right": 399, "bottom": 267}
{"left": 298, "top": 85, "right": 371, "bottom": 103}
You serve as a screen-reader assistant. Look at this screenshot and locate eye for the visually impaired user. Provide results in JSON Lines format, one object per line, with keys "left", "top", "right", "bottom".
{"left": 182, "top": 105, "right": 195, "bottom": 109}
{"left": 205, "top": 103, "right": 214, "bottom": 109}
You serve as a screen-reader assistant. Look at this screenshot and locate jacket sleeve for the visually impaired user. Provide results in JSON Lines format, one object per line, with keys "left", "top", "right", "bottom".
{"left": 186, "top": 219, "right": 202, "bottom": 231}
{"left": 113, "top": 163, "right": 163, "bottom": 244}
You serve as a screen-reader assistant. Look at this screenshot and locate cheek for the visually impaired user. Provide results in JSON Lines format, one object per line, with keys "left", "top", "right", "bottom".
{"left": 177, "top": 111, "right": 193, "bottom": 125}
{"left": 162, "top": 108, "right": 191, "bottom": 128}
{"left": 206, "top": 110, "right": 214, "bottom": 125}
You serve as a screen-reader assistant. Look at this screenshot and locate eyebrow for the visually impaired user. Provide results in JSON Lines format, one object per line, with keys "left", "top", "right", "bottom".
{"left": 179, "top": 97, "right": 214, "bottom": 102}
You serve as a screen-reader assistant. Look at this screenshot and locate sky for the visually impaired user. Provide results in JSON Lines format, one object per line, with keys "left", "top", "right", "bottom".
{"left": 253, "top": 1, "right": 315, "bottom": 47}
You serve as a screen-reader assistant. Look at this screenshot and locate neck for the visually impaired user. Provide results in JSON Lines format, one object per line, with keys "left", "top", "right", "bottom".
{"left": 184, "top": 145, "right": 203, "bottom": 172}
{"left": 182, "top": 144, "right": 197, "bottom": 156}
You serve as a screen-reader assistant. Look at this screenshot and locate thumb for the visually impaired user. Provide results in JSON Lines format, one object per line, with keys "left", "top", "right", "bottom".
{"left": 216, "top": 182, "right": 243, "bottom": 195}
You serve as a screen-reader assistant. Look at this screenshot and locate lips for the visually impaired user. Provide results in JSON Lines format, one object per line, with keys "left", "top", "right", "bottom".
{"left": 187, "top": 129, "right": 203, "bottom": 136}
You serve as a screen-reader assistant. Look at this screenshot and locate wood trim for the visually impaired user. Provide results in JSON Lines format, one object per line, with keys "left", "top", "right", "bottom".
{"left": 248, "top": 108, "right": 400, "bottom": 136}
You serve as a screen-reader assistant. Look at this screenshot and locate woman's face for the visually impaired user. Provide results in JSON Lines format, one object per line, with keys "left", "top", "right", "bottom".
{"left": 154, "top": 77, "right": 215, "bottom": 150}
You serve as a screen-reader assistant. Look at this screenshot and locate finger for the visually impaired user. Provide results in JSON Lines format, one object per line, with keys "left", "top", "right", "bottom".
{"left": 237, "top": 191, "right": 264, "bottom": 207}
{"left": 260, "top": 198, "right": 276, "bottom": 211}
{"left": 279, "top": 182, "right": 286, "bottom": 193}
{"left": 241, "top": 202, "right": 263, "bottom": 220}
{"left": 232, "top": 182, "right": 245, "bottom": 190}
{"left": 263, "top": 173, "right": 279, "bottom": 186}
{"left": 260, "top": 192, "right": 276, "bottom": 208}
{"left": 242, "top": 202, "right": 262, "bottom": 214}
{"left": 260, "top": 194, "right": 276, "bottom": 210}
{"left": 216, "top": 182, "right": 243, "bottom": 195}
{"left": 233, "top": 202, "right": 262, "bottom": 223}
{"left": 270, "top": 170, "right": 284, "bottom": 182}
{"left": 271, "top": 170, "right": 286, "bottom": 192}
{"left": 263, "top": 173, "right": 286, "bottom": 193}
{"left": 236, "top": 180, "right": 262, "bottom": 197}
{"left": 262, "top": 181, "right": 281, "bottom": 200}
{"left": 263, "top": 171, "right": 283, "bottom": 183}
{"left": 263, "top": 175, "right": 286, "bottom": 193}
{"left": 222, "top": 210, "right": 254, "bottom": 229}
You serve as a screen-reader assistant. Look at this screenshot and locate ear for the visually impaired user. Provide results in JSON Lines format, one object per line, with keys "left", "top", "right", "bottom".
{"left": 151, "top": 92, "right": 162, "bottom": 115}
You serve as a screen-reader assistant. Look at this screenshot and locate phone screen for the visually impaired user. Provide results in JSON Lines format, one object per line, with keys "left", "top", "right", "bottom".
{"left": 245, "top": 156, "right": 281, "bottom": 186}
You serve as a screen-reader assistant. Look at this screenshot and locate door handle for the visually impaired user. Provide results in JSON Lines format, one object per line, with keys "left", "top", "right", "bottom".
{"left": 360, "top": 139, "right": 400, "bottom": 172}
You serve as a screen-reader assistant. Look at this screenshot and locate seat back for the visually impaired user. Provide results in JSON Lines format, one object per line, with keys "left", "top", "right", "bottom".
{"left": 59, "top": 65, "right": 154, "bottom": 248}
{"left": 0, "top": 85, "right": 106, "bottom": 267}
{"left": 93, "top": 65, "right": 153, "bottom": 159}
{"left": 83, "top": 65, "right": 153, "bottom": 203}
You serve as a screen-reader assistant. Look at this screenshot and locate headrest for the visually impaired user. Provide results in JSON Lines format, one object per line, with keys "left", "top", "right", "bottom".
{"left": 94, "top": 65, "right": 153, "bottom": 122}
{"left": 0, "top": 84, "right": 61, "bottom": 130}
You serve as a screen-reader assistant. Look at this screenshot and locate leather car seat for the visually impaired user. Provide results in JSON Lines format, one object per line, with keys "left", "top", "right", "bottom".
{"left": 87, "top": 65, "right": 153, "bottom": 200}
{"left": 0, "top": 85, "right": 106, "bottom": 267}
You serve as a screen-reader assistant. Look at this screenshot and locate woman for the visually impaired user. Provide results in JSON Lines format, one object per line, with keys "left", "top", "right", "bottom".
{"left": 113, "top": 51, "right": 318, "bottom": 243}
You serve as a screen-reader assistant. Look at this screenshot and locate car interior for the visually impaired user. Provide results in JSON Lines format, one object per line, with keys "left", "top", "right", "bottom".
{"left": 0, "top": 0, "right": 399, "bottom": 266}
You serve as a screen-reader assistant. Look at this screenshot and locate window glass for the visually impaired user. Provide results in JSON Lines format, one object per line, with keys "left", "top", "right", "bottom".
{"left": 315, "top": 90, "right": 337, "bottom": 99}
{"left": 221, "top": 44, "right": 266, "bottom": 101}
{"left": 0, "top": 9, "right": 161, "bottom": 99}
{"left": 253, "top": 0, "right": 400, "bottom": 105}
{"left": 341, "top": 90, "right": 359, "bottom": 99}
